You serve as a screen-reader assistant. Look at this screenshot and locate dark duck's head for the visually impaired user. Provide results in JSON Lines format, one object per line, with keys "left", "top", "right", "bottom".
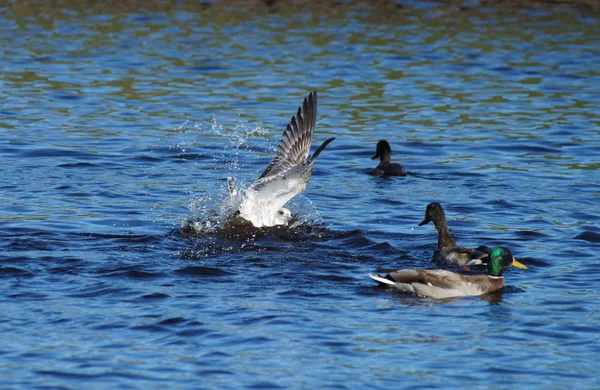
{"left": 418, "top": 202, "right": 447, "bottom": 227}
{"left": 372, "top": 140, "right": 393, "bottom": 164}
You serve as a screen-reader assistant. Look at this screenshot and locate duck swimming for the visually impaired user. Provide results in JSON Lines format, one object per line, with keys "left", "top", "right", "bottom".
{"left": 418, "top": 202, "right": 491, "bottom": 267}
{"left": 369, "top": 140, "right": 406, "bottom": 177}
{"left": 228, "top": 91, "right": 334, "bottom": 228}
{"left": 369, "top": 246, "right": 527, "bottom": 299}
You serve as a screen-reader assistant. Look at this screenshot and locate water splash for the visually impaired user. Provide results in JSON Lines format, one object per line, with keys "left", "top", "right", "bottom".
{"left": 286, "top": 195, "right": 324, "bottom": 228}
{"left": 183, "top": 183, "right": 243, "bottom": 233}
{"left": 180, "top": 116, "right": 324, "bottom": 234}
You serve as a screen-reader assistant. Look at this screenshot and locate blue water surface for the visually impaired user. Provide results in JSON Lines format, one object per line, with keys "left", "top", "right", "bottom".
{"left": 1, "top": 2, "right": 600, "bottom": 389}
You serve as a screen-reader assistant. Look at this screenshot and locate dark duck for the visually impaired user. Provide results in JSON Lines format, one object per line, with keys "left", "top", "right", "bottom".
{"left": 419, "top": 202, "right": 495, "bottom": 267}
{"left": 369, "top": 140, "right": 406, "bottom": 177}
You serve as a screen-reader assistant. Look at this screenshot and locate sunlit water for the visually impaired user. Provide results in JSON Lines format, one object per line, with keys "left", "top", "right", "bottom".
{"left": 1, "top": 2, "right": 600, "bottom": 388}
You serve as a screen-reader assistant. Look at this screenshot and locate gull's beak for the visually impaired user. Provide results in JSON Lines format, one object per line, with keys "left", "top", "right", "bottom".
{"left": 418, "top": 217, "right": 429, "bottom": 226}
{"left": 510, "top": 257, "right": 528, "bottom": 270}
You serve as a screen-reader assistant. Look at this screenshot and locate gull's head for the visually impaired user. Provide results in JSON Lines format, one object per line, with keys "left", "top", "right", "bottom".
{"left": 274, "top": 207, "right": 292, "bottom": 225}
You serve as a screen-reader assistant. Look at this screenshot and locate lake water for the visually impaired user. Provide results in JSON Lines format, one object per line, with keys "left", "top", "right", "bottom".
{"left": 1, "top": 1, "right": 600, "bottom": 388}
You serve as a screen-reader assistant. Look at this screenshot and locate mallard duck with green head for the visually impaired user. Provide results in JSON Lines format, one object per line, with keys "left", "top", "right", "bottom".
{"left": 369, "top": 246, "right": 527, "bottom": 299}
{"left": 419, "top": 202, "right": 491, "bottom": 267}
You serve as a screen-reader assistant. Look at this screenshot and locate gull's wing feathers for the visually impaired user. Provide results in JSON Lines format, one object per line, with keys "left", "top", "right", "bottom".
{"left": 257, "top": 91, "right": 317, "bottom": 180}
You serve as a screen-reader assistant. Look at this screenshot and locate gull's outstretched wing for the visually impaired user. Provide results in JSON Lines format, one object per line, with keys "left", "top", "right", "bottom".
{"left": 257, "top": 91, "right": 317, "bottom": 180}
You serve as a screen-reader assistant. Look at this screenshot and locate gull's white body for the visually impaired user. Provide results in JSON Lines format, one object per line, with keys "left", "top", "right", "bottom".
{"left": 238, "top": 176, "right": 303, "bottom": 227}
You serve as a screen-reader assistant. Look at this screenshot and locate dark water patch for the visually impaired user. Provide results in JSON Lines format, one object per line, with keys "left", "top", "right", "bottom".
{"left": 0, "top": 267, "right": 35, "bottom": 277}
{"left": 483, "top": 199, "right": 519, "bottom": 208}
{"left": 573, "top": 231, "right": 600, "bottom": 243}
{"left": 505, "top": 218, "right": 555, "bottom": 230}
{"left": 453, "top": 61, "right": 486, "bottom": 69}
{"left": 128, "top": 154, "right": 161, "bottom": 162}
{"left": 376, "top": 198, "right": 406, "bottom": 206}
{"left": 52, "top": 91, "right": 83, "bottom": 101}
{"left": 560, "top": 324, "right": 600, "bottom": 334}
{"left": 196, "top": 369, "right": 235, "bottom": 376}
{"left": 354, "top": 254, "right": 379, "bottom": 263}
{"left": 19, "top": 148, "right": 95, "bottom": 159}
{"left": 318, "top": 340, "right": 354, "bottom": 348}
{"left": 159, "top": 317, "right": 188, "bottom": 326}
{"left": 311, "top": 273, "right": 356, "bottom": 283}
{"left": 175, "top": 328, "right": 212, "bottom": 337}
{"left": 235, "top": 335, "right": 273, "bottom": 345}
{"left": 518, "top": 327, "right": 579, "bottom": 341}
{"left": 569, "top": 211, "right": 600, "bottom": 222}
{"left": 171, "top": 152, "right": 211, "bottom": 161}
{"left": 37, "top": 369, "right": 163, "bottom": 382}
{"left": 411, "top": 171, "right": 486, "bottom": 180}
{"left": 175, "top": 266, "right": 235, "bottom": 277}
{"left": 32, "top": 55, "right": 53, "bottom": 63}
{"left": 7, "top": 238, "right": 54, "bottom": 252}
{"left": 265, "top": 318, "right": 297, "bottom": 326}
{"left": 179, "top": 224, "right": 333, "bottom": 245}
{"left": 48, "top": 262, "right": 87, "bottom": 275}
{"left": 247, "top": 382, "right": 285, "bottom": 389}
{"left": 91, "top": 322, "right": 129, "bottom": 331}
{"left": 366, "top": 241, "right": 403, "bottom": 255}
{"left": 140, "top": 292, "right": 170, "bottom": 300}
{"left": 131, "top": 323, "right": 170, "bottom": 333}
{"left": 387, "top": 55, "right": 412, "bottom": 61}
{"left": 235, "top": 314, "right": 281, "bottom": 326}
{"left": 97, "top": 266, "right": 167, "bottom": 279}
{"left": 496, "top": 144, "right": 559, "bottom": 154}
{"left": 502, "top": 285, "right": 527, "bottom": 294}
{"left": 75, "top": 232, "right": 160, "bottom": 245}
{"left": 277, "top": 289, "right": 336, "bottom": 298}
{"left": 490, "top": 65, "right": 517, "bottom": 74}
{"left": 202, "top": 351, "right": 233, "bottom": 359}
{"left": 8, "top": 291, "right": 48, "bottom": 300}
{"left": 56, "top": 162, "right": 98, "bottom": 168}
{"left": 246, "top": 258, "right": 269, "bottom": 268}
{"left": 513, "top": 230, "right": 551, "bottom": 239}
{"left": 69, "top": 284, "right": 131, "bottom": 298}
{"left": 333, "top": 230, "right": 375, "bottom": 249}
{"left": 188, "top": 65, "right": 228, "bottom": 73}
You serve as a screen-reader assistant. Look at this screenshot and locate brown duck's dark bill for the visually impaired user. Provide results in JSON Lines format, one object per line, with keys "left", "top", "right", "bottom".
{"left": 418, "top": 218, "right": 429, "bottom": 226}
{"left": 371, "top": 154, "right": 379, "bottom": 160}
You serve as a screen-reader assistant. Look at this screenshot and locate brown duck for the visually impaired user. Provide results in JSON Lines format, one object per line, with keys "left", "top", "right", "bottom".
{"left": 418, "top": 202, "right": 491, "bottom": 267}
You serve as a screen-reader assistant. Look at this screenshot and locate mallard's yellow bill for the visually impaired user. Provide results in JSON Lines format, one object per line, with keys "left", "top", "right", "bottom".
{"left": 510, "top": 257, "right": 528, "bottom": 270}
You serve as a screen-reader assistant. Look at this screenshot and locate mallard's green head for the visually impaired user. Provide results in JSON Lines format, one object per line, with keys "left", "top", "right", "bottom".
{"left": 418, "top": 202, "right": 446, "bottom": 226}
{"left": 486, "top": 247, "right": 527, "bottom": 276}
{"left": 372, "top": 140, "right": 392, "bottom": 163}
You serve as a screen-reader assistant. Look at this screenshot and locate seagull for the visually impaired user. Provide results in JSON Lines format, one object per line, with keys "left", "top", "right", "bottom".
{"left": 228, "top": 91, "right": 334, "bottom": 228}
